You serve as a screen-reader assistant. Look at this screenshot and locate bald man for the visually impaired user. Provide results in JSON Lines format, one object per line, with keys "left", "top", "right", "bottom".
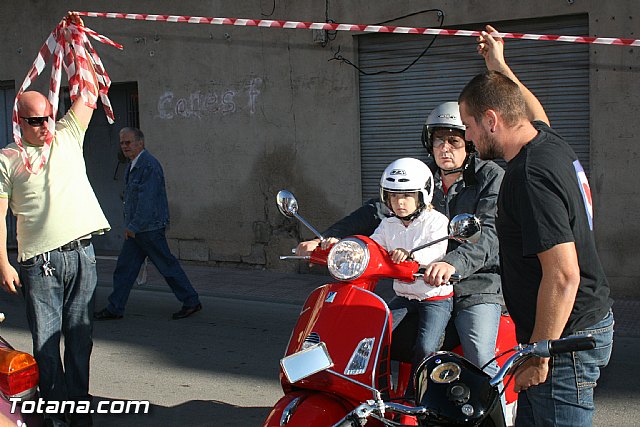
{"left": 0, "top": 86, "right": 109, "bottom": 427}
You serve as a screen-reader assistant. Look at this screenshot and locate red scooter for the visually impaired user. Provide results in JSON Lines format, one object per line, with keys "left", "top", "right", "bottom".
{"left": 264, "top": 190, "right": 518, "bottom": 427}
{"left": 284, "top": 335, "right": 595, "bottom": 427}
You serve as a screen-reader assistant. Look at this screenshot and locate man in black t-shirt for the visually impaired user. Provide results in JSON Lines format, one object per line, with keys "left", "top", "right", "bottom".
{"left": 458, "top": 32, "right": 613, "bottom": 427}
{"left": 496, "top": 122, "right": 611, "bottom": 344}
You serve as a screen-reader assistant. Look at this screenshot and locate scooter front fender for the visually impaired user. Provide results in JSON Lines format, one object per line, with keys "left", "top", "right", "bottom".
{"left": 264, "top": 391, "right": 355, "bottom": 427}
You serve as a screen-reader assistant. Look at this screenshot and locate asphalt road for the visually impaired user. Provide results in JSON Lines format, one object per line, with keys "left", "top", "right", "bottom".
{"left": 0, "top": 284, "right": 637, "bottom": 426}
{"left": 0, "top": 286, "right": 295, "bottom": 426}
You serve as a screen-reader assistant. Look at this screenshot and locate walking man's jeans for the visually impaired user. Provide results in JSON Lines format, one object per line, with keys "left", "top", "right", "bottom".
{"left": 20, "top": 244, "right": 97, "bottom": 405}
{"left": 108, "top": 228, "right": 200, "bottom": 315}
{"left": 515, "top": 309, "right": 614, "bottom": 427}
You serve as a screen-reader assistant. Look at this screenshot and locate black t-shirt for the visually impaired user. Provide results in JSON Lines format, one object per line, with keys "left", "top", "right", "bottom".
{"left": 496, "top": 121, "right": 612, "bottom": 343}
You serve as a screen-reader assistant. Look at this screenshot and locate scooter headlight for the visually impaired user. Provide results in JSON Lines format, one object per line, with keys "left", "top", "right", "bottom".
{"left": 327, "top": 238, "right": 369, "bottom": 281}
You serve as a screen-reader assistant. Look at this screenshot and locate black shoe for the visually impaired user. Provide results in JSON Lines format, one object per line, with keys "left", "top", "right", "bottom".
{"left": 172, "top": 303, "right": 202, "bottom": 320}
{"left": 94, "top": 308, "right": 123, "bottom": 321}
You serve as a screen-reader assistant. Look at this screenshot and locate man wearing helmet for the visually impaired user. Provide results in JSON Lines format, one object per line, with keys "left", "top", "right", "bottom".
{"left": 297, "top": 26, "right": 519, "bottom": 379}
{"left": 419, "top": 99, "right": 505, "bottom": 383}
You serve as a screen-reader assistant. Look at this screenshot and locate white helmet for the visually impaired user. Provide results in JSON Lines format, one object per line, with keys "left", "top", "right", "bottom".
{"left": 421, "top": 101, "right": 470, "bottom": 155}
{"left": 379, "top": 158, "right": 434, "bottom": 210}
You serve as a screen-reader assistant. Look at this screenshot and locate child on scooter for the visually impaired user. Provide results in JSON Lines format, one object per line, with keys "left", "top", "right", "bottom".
{"left": 323, "top": 157, "right": 451, "bottom": 371}
{"left": 372, "top": 157, "right": 451, "bottom": 367}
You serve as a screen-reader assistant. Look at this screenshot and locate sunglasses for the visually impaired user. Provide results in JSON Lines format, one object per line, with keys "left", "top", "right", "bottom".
{"left": 20, "top": 116, "right": 49, "bottom": 127}
{"left": 432, "top": 136, "right": 466, "bottom": 150}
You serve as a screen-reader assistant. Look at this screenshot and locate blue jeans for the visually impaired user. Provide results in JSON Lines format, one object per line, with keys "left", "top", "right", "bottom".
{"left": 455, "top": 303, "right": 505, "bottom": 411}
{"left": 107, "top": 228, "right": 200, "bottom": 315}
{"left": 454, "top": 303, "right": 501, "bottom": 377}
{"left": 515, "top": 309, "right": 614, "bottom": 427}
{"left": 389, "top": 296, "right": 453, "bottom": 364}
{"left": 19, "top": 243, "right": 97, "bottom": 403}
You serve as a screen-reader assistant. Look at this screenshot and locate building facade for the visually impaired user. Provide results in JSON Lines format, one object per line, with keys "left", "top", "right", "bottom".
{"left": 1, "top": 1, "right": 638, "bottom": 297}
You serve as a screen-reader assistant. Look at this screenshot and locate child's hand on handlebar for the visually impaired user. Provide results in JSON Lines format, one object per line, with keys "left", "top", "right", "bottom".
{"left": 320, "top": 237, "right": 339, "bottom": 250}
{"left": 389, "top": 248, "right": 410, "bottom": 264}
{"left": 423, "top": 261, "right": 456, "bottom": 286}
{"left": 295, "top": 237, "right": 338, "bottom": 257}
{"left": 295, "top": 239, "right": 321, "bottom": 256}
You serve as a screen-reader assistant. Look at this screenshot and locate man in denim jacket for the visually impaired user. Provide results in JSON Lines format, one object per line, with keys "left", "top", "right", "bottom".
{"left": 95, "top": 127, "right": 202, "bottom": 320}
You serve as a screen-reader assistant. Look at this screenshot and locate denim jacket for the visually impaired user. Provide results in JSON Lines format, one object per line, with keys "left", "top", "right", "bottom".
{"left": 123, "top": 150, "right": 170, "bottom": 234}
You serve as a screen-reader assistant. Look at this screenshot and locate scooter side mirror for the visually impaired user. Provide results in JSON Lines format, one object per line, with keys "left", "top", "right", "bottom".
{"left": 449, "top": 213, "right": 481, "bottom": 244}
{"left": 408, "top": 213, "right": 482, "bottom": 257}
{"left": 280, "top": 343, "right": 334, "bottom": 383}
{"left": 275, "top": 190, "right": 325, "bottom": 241}
{"left": 276, "top": 190, "right": 299, "bottom": 218}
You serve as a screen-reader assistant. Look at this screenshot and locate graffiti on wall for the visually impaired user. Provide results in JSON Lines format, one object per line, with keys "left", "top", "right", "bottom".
{"left": 157, "top": 78, "right": 262, "bottom": 120}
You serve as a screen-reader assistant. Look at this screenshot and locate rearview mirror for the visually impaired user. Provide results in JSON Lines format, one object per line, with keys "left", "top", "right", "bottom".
{"left": 449, "top": 213, "right": 481, "bottom": 244}
{"left": 275, "top": 190, "right": 325, "bottom": 240}
{"left": 280, "top": 343, "right": 334, "bottom": 383}
{"left": 276, "top": 190, "right": 298, "bottom": 218}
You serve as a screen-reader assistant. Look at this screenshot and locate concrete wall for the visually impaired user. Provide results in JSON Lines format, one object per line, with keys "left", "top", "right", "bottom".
{"left": 1, "top": 1, "right": 638, "bottom": 297}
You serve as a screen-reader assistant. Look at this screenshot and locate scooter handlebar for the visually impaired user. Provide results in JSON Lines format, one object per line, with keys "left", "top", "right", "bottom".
{"left": 331, "top": 401, "right": 426, "bottom": 427}
{"left": 331, "top": 403, "right": 374, "bottom": 427}
{"left": 533, "top": 334, "right": 596, "bottom": 358}
{"left": 490, "top": 334, "right": 596, "bottom": 387}
{"left": 413, "top": 271, "right": 462, "bottom": 284}
{"left": 279, "top": 255, "right": 311, "bottom": 260}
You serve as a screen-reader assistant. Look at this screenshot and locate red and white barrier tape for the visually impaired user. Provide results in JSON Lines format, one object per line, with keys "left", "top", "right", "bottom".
{"left": 14, "top": 15, "right": 122, "bottom": 174}
{"left": 75, "top": 11, "right": 640, "bottom": 47}
{"left": 17, "top": 10, "right": 634, "bottom": 175}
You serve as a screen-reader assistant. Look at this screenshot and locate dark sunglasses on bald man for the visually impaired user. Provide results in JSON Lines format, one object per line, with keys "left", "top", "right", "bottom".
{"left": 20, "top": 116, "right": 49, "bottom": 127}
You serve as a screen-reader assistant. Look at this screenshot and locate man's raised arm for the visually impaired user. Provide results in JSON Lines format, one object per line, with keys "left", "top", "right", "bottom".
{"left": 67, "top": 12, "right": 99, "bottom": 129}
{"left": 478, "top": 24, "right": 550, "bottom": 125}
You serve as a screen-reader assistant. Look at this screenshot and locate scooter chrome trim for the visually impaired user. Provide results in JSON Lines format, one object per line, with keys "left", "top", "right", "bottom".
{"left": 350, "top": 286, "right": 390, "bottom": 395}
{"left": 279, "top": 396, "right": 301, "bottom": 426}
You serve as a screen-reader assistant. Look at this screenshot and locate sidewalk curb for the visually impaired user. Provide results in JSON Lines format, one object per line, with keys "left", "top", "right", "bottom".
{"left": 94, "top": 256, "right": 639, "bottom": 337}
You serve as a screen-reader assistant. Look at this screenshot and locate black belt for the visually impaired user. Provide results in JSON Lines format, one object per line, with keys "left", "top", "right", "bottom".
{"left": 57, "top": 239, "right": 91, "bottom": 252}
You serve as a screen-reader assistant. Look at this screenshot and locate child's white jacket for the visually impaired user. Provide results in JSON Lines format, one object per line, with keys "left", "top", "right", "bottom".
{"left": 370, "top": 208, "right": 452, "bottom": 301}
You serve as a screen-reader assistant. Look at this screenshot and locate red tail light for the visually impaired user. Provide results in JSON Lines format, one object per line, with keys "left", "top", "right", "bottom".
{"left": 0, "top": 348, "right": 39, "bottom": 398}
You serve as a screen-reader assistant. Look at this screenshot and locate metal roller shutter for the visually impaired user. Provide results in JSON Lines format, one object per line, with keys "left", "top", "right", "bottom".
{"left": 358, "top": 15, "right": 589, "bottom": 201}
